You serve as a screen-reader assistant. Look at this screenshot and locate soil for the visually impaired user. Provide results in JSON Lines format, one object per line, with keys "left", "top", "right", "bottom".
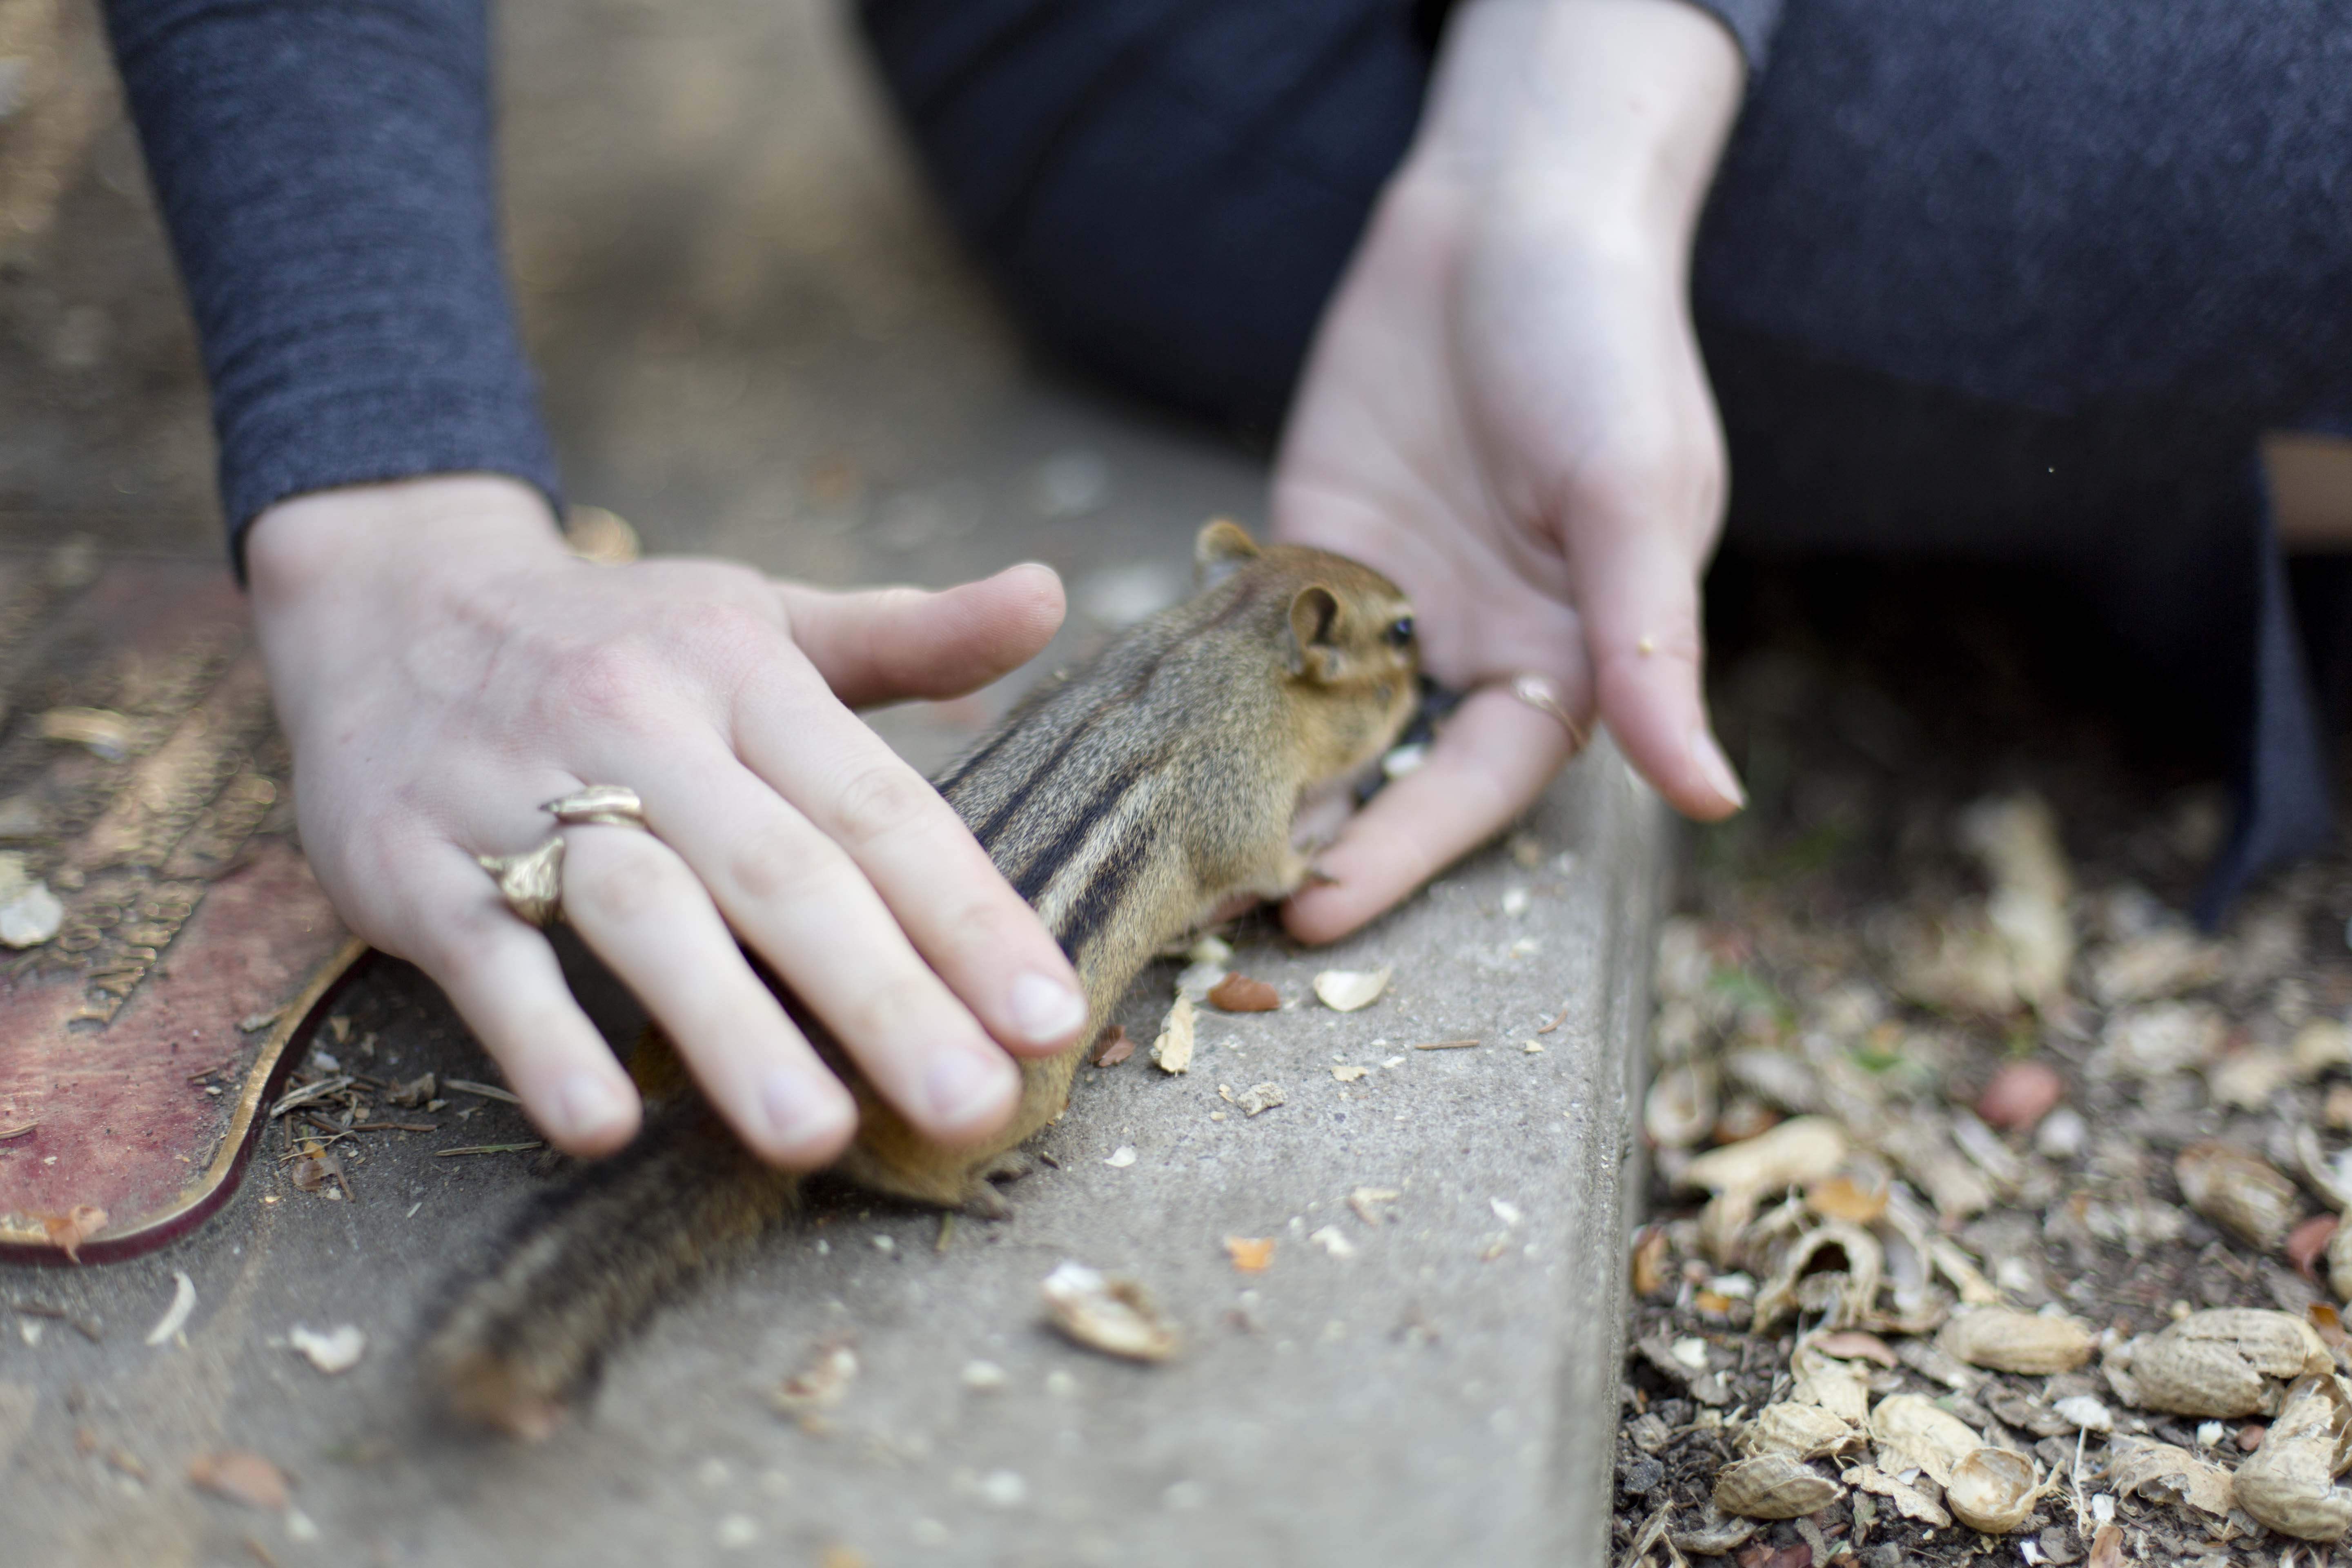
{"left": 1615, "top": 556, "right": 2352, "bottom": 1568}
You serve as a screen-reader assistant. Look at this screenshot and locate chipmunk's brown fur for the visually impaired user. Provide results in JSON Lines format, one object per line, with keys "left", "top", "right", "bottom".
{"left": 424, "top": 522, "right": 1419, "bottom": 1438}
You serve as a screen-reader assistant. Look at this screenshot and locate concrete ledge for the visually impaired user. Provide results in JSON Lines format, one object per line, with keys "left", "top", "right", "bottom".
{"left": 2, "top": 743, "right": 1668, "bottom": 1566}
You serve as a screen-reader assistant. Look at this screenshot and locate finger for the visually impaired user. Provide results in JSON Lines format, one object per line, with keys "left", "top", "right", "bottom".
{"left": 1282, "top": 688, "right": 1577, "bottom": 945}
{"left": 630, "top": 735, "right": 1057, "bottom": 1134}
{"left": 390, "top": 852, "right": 644, "bottom": 1158}
{"left": 557, "top": 825, "right": 859, "bottom": 1166}
{"left": 774, "top": 564, "right": 1065, "bottom": 708}
{"left": 1569, "top": 502, "right": 1744, "bottom": 820}
{"left": 723, "top": 668, "right": 1090, "bottom": 1060}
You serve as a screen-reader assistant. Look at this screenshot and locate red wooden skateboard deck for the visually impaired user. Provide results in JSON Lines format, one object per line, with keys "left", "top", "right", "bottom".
{"left": 0, "top": 552, "right": 360, "bottom": 1265}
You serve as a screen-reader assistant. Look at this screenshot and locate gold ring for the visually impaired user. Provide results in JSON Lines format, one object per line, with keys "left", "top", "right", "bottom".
{"left": 543, "top": 784, "right": 650, "bottom": 831}
{"left": 478, "top": 836, "right": 565, "bottom": 927}
{"left": 1505, "top": 674, "right": 1588, "bottom": 751}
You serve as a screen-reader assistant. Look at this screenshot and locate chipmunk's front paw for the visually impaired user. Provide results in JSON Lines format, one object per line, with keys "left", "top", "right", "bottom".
{"left": 957, "top": 1151, "right": 1040, "bottom": 1220}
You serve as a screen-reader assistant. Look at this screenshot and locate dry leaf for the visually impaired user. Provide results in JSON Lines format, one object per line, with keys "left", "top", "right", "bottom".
{"left": 1223, "top": 1237, "right": 1274, "bottom": 1273}
{"left": 287, "top": 1324, "right": 365, "bottom": 1374}
{"left": 771, "top": 1341, "right": 859, "bottom": 1414}
{"left": 1206, "top": 974, "right": 1278, "bottom": 1012}
{"left": 1041, "top": 1262, "right": 1178, "bottom": 1362}
{"left": 40, "top": 1204, "right": 106, "bottom": 1263}
{"left": 1091, "top": 1027, "right": 1136, "bottom": 1067}
{"left": 1150, "top": 994, "right": 1195, "bottom": 1075}
{"left": 1312, "top": 968, "right": 1389, "bottom": 1012}
{"left": 2288, "top": 1213, "right": 2338, "bottom": 1279}
{"left": 187, "top": 1449, "right": 289, "bottom": 1511}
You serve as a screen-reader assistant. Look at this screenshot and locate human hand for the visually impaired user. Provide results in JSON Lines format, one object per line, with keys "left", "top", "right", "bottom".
{"left": 245, "top": 475, "right": 1088, "bottom": 1164}
{"left": 1272, "top": 0, "right": 1747, "bottom": 942}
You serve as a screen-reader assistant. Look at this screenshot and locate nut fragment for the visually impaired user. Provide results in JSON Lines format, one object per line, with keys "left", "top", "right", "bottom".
{"left": 1711, "top": 1454, "right": 1843, "bottom": 1519}
{"left": 1936, "top": 1307, "right": 2096, "bottom": 1375}
{"left": 1945, "top": 1448, "right": 2044, "bottom": 1535}
{"left": 1040, "top": 1261, "right": 1179, "bottom": 1363}
{"left": 1206, "top": 974, "right": 1278, "bottom": 1012}
{"left": 1311, "top": 968, "right": 1389, "bottom": 1012}
{"left": 1150, "top": 994, "right": 1195, "bottom": 1075}
{"left": 2106, "top": 1308, "right": 2332, "bottom": 1417}
{"left": 2230, "top": 1374, "right": 2352, "bottom": 1541}
{"left": 2175, "top": 1140, "right": 2301, "bottom": 1251}
{"left": 1870, "top": 1393, "right": 1983, "bottom": 1488}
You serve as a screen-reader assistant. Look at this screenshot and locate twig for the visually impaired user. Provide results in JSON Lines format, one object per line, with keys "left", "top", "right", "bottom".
{"left": 270, "top": 1074, "right": 354, "bottom": 1118}
{"left": 1413, "top": 1038, "right": 1480, "bottom": 1051}
{"left": 441, "top": 1078, "right": 520, "bottom": 1104}
{"left": 1535, "top": 1004, "right": 1571, "bottom": 1035}
{"left": 936, "top": 1213, "right": 956, "bottom": 1254}
{"left": 434, "top": 1142, "right": 542, "bottom": 1158}
{"left": 350, "top": 1121, "right": 437, "bottom": 1133}
{"left": 0, "top": 1121, "right": 34, "bottom": 1140}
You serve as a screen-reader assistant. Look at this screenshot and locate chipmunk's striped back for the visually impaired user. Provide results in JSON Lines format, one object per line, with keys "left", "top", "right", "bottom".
{"left": 424, "top": 523, "right": 1418, "bottom": 1439}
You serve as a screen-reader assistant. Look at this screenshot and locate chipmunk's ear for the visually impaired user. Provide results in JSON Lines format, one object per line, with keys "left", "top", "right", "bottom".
{"left": 1194, "top": 519, "right": 1261, "bottom": 590}
{"left": 1285, "top": 584, "right": 1344, "bottom": 681}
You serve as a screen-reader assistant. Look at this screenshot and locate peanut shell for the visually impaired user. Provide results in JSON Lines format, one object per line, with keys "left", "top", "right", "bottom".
{"left": 1945, "top": 1448, "right": 2042, "bottom": 1535}
{"left": 1869, "top": 1394, "right": 1982, "bottom": 1488}
{"left": 2231, "top": 1375, "right": 2352, "bottom": 1541}
{"left": 1711, "top": 1454, "right": 1843, "bottom": 1520}
{"left": 1740, "top": 1401, "right": 1863, "bottom": 1462}
{"left": 2107, "top": 1308, "right": 2331, "bottom": 1418}
{"left": 2176, "top": 1140, "right": 2302, "bottom": 1252}
{"left": 1936, "top": 1307, "right": 2096, "bottom": 1375}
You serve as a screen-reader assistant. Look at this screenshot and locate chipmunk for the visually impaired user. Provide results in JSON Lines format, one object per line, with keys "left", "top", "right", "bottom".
{"left": 423, "top": 521, "right": 1420, "bottom": 1438}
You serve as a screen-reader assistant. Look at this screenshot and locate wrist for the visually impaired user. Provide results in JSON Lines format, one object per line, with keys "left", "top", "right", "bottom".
{"left": 245, "top": 474, "right": 568, "bottom": 618}
{"left": 1406, "top": 0, "right": 1743, "bottom": 252}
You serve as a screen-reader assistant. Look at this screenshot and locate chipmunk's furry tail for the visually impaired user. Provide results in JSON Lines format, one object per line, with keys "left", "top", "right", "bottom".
{"left": 422, "top": 1099, "right": 799, "bottom": 1439}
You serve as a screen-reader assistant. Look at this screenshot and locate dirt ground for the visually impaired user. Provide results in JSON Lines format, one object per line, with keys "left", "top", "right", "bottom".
{"left": 1619, "top": 560, "right": 2352, "bottom": 1567}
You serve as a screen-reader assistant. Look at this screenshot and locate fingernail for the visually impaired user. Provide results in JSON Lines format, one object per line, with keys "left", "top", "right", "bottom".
{"left": 762, "top": 1069, "right": 848, "bottom": 1152}
{"left": 1690, "top": 726, "right": 1747, "bottom": 810}
{"left": 1008, "top": 971, "right": 1087, "bottom": 1046}
{"left": 924, "top": 1049, "right": 1013, "bottom": 1129}
{"left": 555, "top": 1071, "right": 630, "bottom": 1143}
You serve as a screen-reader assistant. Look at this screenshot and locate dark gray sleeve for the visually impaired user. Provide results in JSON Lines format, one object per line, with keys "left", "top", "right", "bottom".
{"left": 103, "top": 0, "right": 560, "bottom": 567}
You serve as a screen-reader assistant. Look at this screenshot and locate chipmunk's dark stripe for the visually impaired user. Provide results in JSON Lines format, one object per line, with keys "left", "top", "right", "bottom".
{"left": 933, "top": 726, "right": 1016, "bottom": 797}
{"left": 1010, "top": 752, "right": 1160, "bottom": 904}
{"left": 1055, "top": 820, "right": 1154, "bottom": 959}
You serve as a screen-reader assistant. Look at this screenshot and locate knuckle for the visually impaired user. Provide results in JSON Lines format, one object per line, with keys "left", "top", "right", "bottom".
{"left": 723, "top": 819, "right": 828, "bottom": 905}
{"left": 566, "top": 838, "right": 689, "bottom": 929}
{"left": 826, "top": 761, "right": 940, "bottom": 850}
{"left": 543, "top": 639, "right": 671, "bottom": 735}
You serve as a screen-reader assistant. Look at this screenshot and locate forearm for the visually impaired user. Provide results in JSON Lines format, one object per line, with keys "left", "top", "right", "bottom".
{"left": 1407, "top": 0, "right": 1746, "bottom": 252}
{"left": 103, "top": 0, "right": 557, "bottom": 563}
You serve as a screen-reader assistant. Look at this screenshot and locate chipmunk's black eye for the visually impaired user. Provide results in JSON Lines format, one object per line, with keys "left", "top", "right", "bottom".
{"left": 1385, "top": 616, "right": 1415, "bottom": 648}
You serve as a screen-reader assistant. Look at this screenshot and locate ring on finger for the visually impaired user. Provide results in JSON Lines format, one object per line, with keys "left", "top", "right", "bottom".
{"left": 1502, "top": 673, "right": 1588, "bottom": 751}
{"left": 544, "top": 783, "right": 650, "bottom": 831}
{"left": 479, "top": 835, "right": 566, "bottom": 927}
{"left": 478, "top": 783, "right": 652, "bottom": 927}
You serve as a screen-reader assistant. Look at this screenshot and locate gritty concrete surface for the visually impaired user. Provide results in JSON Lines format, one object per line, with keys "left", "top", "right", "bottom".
{"left": 0, "top": 1, "right": 1676, "bottom": 1562}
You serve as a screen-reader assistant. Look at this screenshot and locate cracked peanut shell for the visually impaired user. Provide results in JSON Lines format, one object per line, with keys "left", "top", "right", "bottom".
{"left": 2105, "top": 1308, "right": 2332, "bottom": 1418}
{"left": 1936, "top": 1306, "right": 2096, "bottom": 1375}
{"left": 1712, "top": 1454, "right": 1843, "bottom": 1520}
